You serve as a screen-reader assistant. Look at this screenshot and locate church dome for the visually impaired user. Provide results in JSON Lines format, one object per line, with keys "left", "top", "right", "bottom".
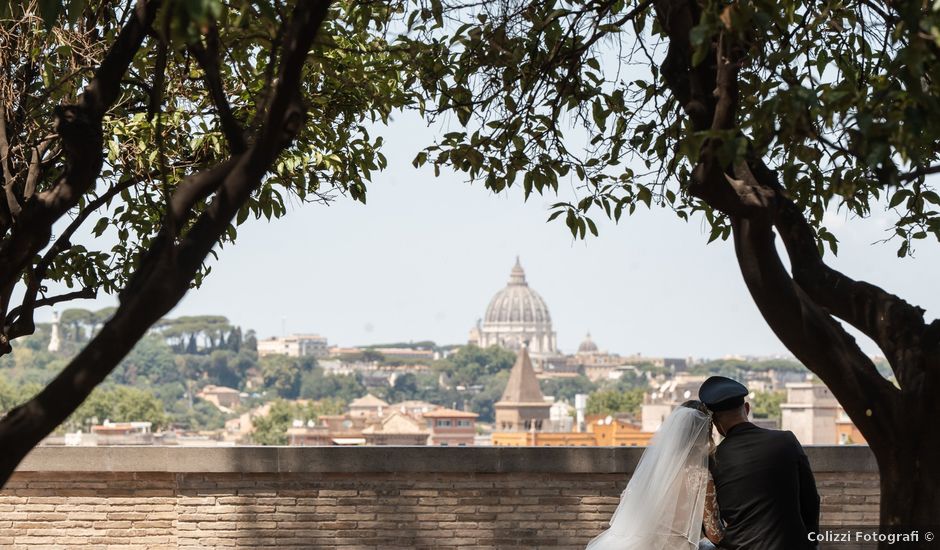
{"left": 483, "top": 258, "right": 552, "bottom": 326}
{"left": 578, "top": 333, "right": 598, "bottom": 354}
{"left": 476, "top": 257, "right": 557, "bottom": 356}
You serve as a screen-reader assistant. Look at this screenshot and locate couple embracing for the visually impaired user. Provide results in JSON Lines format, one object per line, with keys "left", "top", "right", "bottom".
{"left": 588, "top": 376, "right": 820, "bottom": 550}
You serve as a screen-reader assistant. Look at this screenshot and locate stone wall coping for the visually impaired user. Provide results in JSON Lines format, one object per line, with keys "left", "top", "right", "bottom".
{"left": 14, "top": 445, "right": 876, "bottom": 474}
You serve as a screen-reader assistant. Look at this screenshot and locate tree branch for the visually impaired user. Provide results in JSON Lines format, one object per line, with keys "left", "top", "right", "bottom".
{"left": 5, "top": 288, "right": 97, "bottom": 339}
{"left": 23, "top": 137, "right": 52, "bottom": 200}
{"left": 188, "top": 24, "right": 247, "bottom": 154}
{"left": 0, "top": 99, "right": 21, "bottom": 220}
{"left": 651, "top": 0, "right": 903, "bottom": 452}
{"left": 772, "top": 186, "right": 931, "bottom": 385}
{"left": 0, "top": 0, "right": 161, "bottom": 291}
{"left": 730, "top": 214, "right": 900, "bottom": 449}
{"left": 0, "top": 0, "right": 332, "bottom": 487}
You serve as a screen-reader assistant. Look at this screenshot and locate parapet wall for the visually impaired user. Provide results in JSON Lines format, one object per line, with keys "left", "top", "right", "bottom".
{"left": 0, "top": 446, "right": 879, "bottom": 549}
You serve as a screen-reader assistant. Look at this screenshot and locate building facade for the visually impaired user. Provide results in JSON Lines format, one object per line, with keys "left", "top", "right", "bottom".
{"left": 257, "top": 333, "right": 329, "bottom": 358}
{"left": 781, "top": 381, "right": 840, "bottom": 445}
{"left": 347, "top": 394, "right": 389, "bottom": 418}
{"left": 362, "top": 412, "right": 430, "bottom": 446}
{"left": 423, "top": 408, "right": 478, "bottom": 446}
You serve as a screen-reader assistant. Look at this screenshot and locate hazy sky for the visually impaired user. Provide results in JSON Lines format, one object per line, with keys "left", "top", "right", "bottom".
{"left": 39, "top": 113, "right": 940, "bottom": 359}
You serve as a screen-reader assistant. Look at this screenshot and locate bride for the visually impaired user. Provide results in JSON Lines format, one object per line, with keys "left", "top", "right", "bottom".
{"left": 587, "top": 400, "right": 724, "bottom": 550}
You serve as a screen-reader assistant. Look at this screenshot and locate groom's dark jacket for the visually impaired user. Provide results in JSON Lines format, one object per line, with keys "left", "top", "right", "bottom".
{"left": 709, "top": 422, "right": 820, "bottom": 550}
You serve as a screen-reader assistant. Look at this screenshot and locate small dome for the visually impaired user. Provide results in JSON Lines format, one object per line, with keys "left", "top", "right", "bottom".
{"left": 483, "top": 258, "right": 552, "bottom": 326}
{"left": 578, "top": 332, "right": 598, "bottom": 354}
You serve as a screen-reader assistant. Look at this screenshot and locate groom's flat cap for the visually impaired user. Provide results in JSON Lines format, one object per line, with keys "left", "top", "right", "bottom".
{"left": 699, "top": 376, "right": 749, "bottom": 412}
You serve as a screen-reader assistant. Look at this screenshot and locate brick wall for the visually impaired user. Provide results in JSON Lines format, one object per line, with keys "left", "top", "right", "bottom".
{"left": 0, "top": 447, "right": 879, "bottom": 549}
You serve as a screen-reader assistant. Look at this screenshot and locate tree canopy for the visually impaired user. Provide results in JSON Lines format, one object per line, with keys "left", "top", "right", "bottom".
{"left": 395, "top": 0, "right": 940, "bottom": 530}
{"left": 0, "top": 0, "right": 414, "bottom": 356}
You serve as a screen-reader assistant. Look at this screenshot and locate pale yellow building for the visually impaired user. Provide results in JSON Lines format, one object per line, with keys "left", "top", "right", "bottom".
{"left": 362, "top": 412, "right": 430, "bottom": 446}
{"left": 423, "top": 408, "right": 478, "bottom": 446}
{"left": 493, "top": 416, "right": 654, "bottom": 447}
{"left": 348, "top": 394, "right": 389, "bottom": 418}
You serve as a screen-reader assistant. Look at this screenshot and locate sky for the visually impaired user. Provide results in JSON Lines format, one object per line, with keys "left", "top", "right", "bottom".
{"left": 37, "top": 112, "right": 940, "bottom": 359}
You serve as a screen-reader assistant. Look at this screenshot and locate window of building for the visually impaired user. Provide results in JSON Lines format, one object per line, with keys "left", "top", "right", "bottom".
{"left": 457, "top": 420, "right": 472, "bottom": 427}
{"left": 437, "top": 420, "right": 452, "bottom": 427}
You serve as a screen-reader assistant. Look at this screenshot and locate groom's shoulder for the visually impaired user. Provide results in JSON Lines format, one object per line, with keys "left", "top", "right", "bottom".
{"left": 717, "top": 424, "right": 799, "bottom": 449}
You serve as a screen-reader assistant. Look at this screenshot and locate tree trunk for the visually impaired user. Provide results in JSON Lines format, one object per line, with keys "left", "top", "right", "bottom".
{"left": 870, "top": 401, "right": 940, "bottom": 549}
{"left": 0, "top": 0, "right": 331, "bottom": 487}
{"left": 649, "top": 1, "right": 940, "bottom": 542}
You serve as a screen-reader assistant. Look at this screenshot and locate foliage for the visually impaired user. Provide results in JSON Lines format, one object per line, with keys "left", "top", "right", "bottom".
{"left": 250, "top": 399, "right": 295, "bottom": 445}
{"left": 750, "top": 390, "right": 786, "bottom": 420}
{"left": 0, "top": 0, "right": 420, "bottom": 357}
{"left": 363, "top": 340, "right": 438, "bottom": 350}
{"left": 689, "top": 358, "right": 808, "bottom": 379}
{"left": 260, "top": 354, "right": 315, "bottom": 399}
{"left": 170, "top": 399, "right": 228, "bottom": 431}
{"left": 299, "top": 367, "right": 368, "bottom": 404}
{"left": 402, "top": 0, "right": 940, "bottom": 255}
{"left": 435, "top": 345, "right": 517, "bottom": 387}
{"left": 540, "top": 375, "right": 597, "bottom": 402}
{"left": 154, "top": 316, "right": 238, "bottom": 354}
{"left": 468, "top": 370, "right": 510, "bottom": 423}
{"left": 586, "top": 388, "right": 645, "bottom": 418}
{"left": 0, "top": 379, "right": 41, "bottom": 415}
{"left": 64, "top": 385, "right": 167, "bottom": 431}
{"left": 251, "top": 398, "right": 345, "bottom": 445}
{"left": 113, "top": 334, "right": 178, "bottom": 385}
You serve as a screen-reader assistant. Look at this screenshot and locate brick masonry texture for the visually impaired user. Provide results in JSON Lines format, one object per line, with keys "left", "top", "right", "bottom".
{"left": 0, "top": 447, "right": 880, "bottom": 549}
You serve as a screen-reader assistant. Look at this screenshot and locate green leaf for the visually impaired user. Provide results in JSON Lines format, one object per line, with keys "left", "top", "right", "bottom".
{"left": 888, "top": 190, "right": 909, "bottom": 209}
{"left": 586, "top": 217, "right": 598, "bottom": 237}
{"left": 92, "top": 217, "right": 110, "bottom": 237}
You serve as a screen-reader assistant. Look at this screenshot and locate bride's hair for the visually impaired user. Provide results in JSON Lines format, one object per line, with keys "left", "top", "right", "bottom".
{"left": 680, "top": 399, "right": 716, "bottom": 456}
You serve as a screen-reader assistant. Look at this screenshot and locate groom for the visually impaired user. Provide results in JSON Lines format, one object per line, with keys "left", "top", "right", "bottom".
{"left": 699, "top": 376, "right": 820, "bottom": 550}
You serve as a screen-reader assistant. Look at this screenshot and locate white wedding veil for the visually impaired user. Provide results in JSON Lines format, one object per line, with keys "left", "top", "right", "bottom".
{"left": 586, "top": 406, "right": 712, "bottom": 550}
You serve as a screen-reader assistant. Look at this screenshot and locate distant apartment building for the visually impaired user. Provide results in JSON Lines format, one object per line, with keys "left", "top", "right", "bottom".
{"left": 641, "top": 374, "right": 709, "bottom": 432}
{"left": 781, "top": 382, "right": 840, "bottom": 445}
{"left": 744, "top": 369, "right": 808, "bottom": 392}
{"left": 286, "top": 422, "right": 332, "bottom": 446}
{"left": 90, "top": 421, "right": 154, "bottom": 445}
{"left": 423, "top": 408, "right": 478, "bottom": 446}
{"left": 362, "top": 412, "right": 430, "bottom": 446}
{"left": 257, "top": 334, "right": 329, "bottom": 358}
{"left": 492, "top": 416, "right": 654, "bottom": 447}
{"left": 348, "top": 394, "right": 389, "bottom": 418}
{"left": 835, "top": 408, "right": 867, "bottom": 445}
{"left": 392, "top": 400, "right": 439, "bottom": 417}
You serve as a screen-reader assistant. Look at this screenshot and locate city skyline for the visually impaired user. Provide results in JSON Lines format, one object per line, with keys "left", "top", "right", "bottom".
{"left": 38, "top": 113, "right": 940, "bottom": 359}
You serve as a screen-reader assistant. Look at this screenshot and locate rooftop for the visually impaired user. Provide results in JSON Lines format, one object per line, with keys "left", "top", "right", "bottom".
{"left": 498, "top": 346, "right": 549, "bottom": 406}
{"left": 198, "top": 385, "right": 239, "bottom": 394}
{"left": 348, "top": 394, "right": 389, "bottom": 408}
{"left": 422, "top": 408, "right": 479, "bottom": 419}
